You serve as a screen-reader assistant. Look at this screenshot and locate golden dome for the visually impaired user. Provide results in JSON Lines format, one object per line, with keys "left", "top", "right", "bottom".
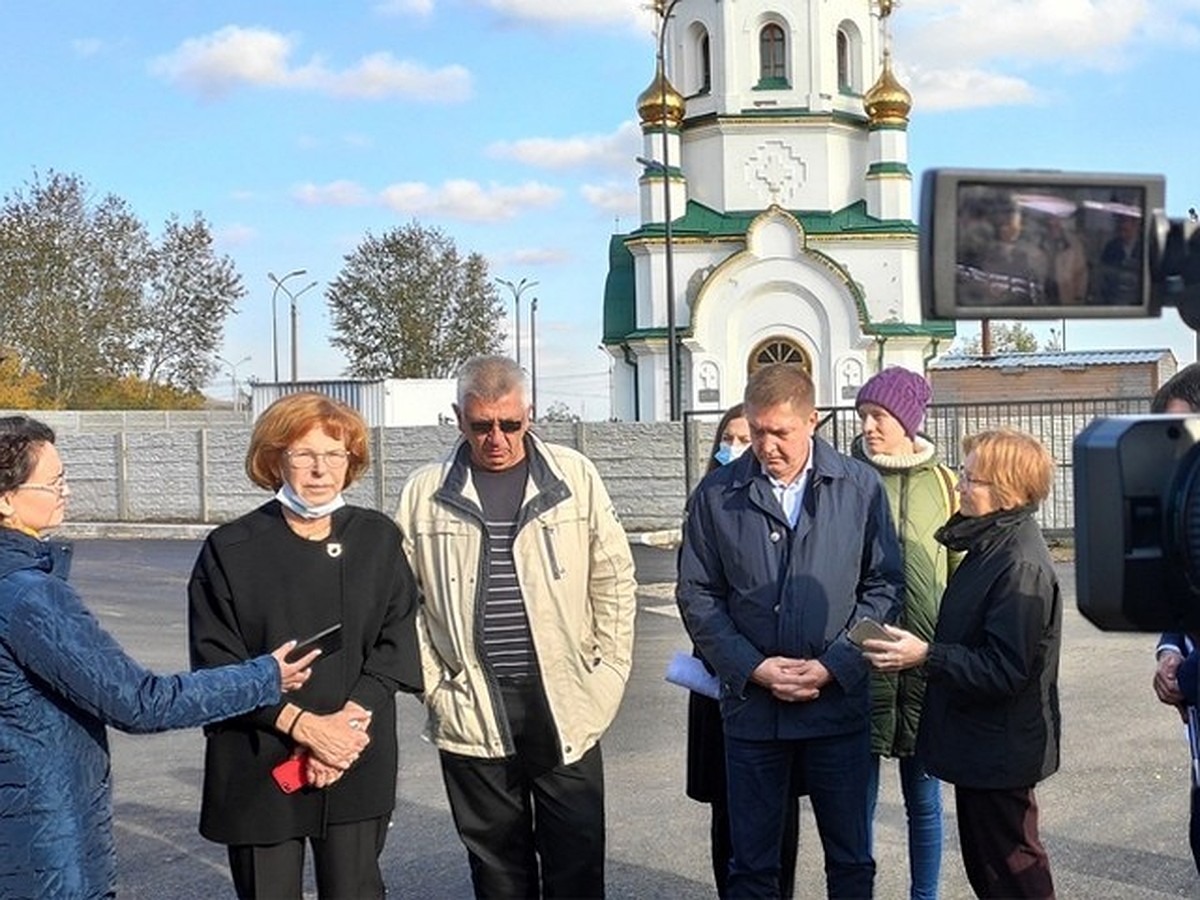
{"left": 863, "top": 52, "right": 912, "bottom": 126}
{"left": 637, "top": 69, "right": 686, "bottom": 130}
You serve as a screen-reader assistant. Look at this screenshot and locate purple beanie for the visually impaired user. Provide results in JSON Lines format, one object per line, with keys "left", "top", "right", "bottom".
{"left": 856, "top": 367, "right": 932, "bottom": 438}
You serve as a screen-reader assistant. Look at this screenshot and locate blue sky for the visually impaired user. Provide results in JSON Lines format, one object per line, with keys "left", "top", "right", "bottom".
{"left": 3, "top": 0, "right": 1200, "bottom": 417}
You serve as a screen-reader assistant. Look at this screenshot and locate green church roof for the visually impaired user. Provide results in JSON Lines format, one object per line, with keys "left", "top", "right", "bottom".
{"left": 602, "top": 201, "right": 946, "bottom": 346}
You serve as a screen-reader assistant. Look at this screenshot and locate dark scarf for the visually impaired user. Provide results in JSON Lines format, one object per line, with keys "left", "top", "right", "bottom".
{"left": 935, "top": 504, "right": 1037, "bottom": 553}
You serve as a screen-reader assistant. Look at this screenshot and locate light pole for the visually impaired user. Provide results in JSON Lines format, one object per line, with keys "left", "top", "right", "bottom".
{"left": 215, "top": 354, "right": 251, "bottom": 411}
{"left": 530, "top": 296, "right": 539, "bottom": 420}
{"left": 653, "top": 0, "right": 683, "bottom": 421}
{"left": 495, "top": 277, "right": 538, "bottom": 367}
{"left": 269, "top": 270, "right": 318, "bottom": 382}
{"left": 268, "top": 269, "right": 304, "bottom": 383}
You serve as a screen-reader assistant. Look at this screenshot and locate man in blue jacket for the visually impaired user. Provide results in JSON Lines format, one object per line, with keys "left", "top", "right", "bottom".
{"left": 677, "top": 364, "right": 904, "bottom": 899}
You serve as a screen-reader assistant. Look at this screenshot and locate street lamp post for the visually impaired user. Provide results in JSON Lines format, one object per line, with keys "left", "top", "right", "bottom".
{"left": 215, "top": 354, "right": 252, "bottom": 411}
{"left": 530, "top": 296, "right": 539, "bottom": 420}
{"left": 495, "top": 277, "right": 538, "bottom": 367}
{"left": 654, "top": 0, "right": 683, "bottom": 421}
{"left": 269, "top": 270, "right": 318, "bottom": 383}
{"left": 268, "top": 269, "right": 304, "bottom": 383}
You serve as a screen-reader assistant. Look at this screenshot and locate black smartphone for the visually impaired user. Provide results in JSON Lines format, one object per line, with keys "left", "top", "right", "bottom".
{"left": 286, "top": 623, "right": 343, "bottom": 663}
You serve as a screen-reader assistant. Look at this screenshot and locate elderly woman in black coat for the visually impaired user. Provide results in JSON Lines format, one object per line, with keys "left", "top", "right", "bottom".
{"left": 862, "top": 427, "right": 1061, "bottom": 900}
{"left": 189, "top": 393, "right": 422, "bottom": 899}
{"left": 0, "top": 416, "right": 315, "bottom": 900}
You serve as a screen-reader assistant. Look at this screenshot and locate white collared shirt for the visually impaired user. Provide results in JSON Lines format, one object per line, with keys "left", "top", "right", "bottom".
{"left": 767, "top": 439, "right": 814, "bottom": 528}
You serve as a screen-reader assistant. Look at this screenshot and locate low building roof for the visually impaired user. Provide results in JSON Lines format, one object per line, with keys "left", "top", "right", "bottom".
{"left": 930, "top": 348, "right": 1173, "bottom": 370}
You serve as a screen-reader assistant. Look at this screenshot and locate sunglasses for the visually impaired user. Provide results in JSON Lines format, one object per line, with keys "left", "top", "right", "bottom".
{"left": 468, "top": 419, "right": 524, "bottom": 435}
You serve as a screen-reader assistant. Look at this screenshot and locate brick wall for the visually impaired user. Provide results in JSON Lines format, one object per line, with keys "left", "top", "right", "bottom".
{"left": 930, "top": 362, "right": 1163, "bottom": 404}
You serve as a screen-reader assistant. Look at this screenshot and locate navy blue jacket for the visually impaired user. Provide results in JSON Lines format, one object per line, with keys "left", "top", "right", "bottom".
{"left": 0, "top": 529, "right": 280, "bottom": 899}
{"left": 677, "top": 438, "right": 904, "bottom": 739}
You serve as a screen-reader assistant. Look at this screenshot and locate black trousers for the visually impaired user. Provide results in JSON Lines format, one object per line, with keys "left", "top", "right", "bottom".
{"left": 954, "top": 785, "right": 1055, "bottom": 899}
{"left": 440, "top": 676, "right": 606, "bottom": 899}
{"left": 1191, "top": 785, "right": 1200, "bottom": 876}
{"left": 226, "top": 815, "right": 389, "bottom": 900}
{"left": 709, "top": 788, "right": 801, "bottom": 899}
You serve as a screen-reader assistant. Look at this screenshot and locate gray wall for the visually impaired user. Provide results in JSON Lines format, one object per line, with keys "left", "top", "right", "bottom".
{"left": 52, "top": 422, "right": 707, "bottom": 531}
{"left": 22, "top": 399, "right": 1134, "bottom": 532}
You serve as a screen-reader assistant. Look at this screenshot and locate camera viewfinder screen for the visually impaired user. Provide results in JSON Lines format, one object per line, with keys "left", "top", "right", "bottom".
{"left": 955, "top": 181, "right": 1147, "bottom": 311}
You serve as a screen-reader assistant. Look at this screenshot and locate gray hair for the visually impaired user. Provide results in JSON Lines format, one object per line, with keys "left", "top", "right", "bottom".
{"left": 456, "top": 355, "right": 531, "bottom": 407}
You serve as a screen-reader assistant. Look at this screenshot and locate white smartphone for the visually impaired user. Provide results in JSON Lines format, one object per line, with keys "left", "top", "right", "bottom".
{"left": 847, "top": 618, "right": 896, "bottom": 647}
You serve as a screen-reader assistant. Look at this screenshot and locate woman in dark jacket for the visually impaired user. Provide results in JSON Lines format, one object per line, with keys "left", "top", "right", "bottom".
{"left": 862, "top": 427, "right": 1061, "bottom": 899}
{"left": 189, "top": 392, "right": 422, "bottom": 899}
{"left": 0, "top": 415, "right": 314, "bottom": 900}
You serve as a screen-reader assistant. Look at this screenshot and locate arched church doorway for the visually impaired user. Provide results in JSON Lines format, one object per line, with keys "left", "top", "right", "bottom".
{"left": 748, "top": 337, "right": 811, "bottom": 375}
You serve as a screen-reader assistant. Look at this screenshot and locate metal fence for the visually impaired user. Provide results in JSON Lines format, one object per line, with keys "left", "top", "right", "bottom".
{"left": 686, "top": 396, "right": 1150, "bottom": 534}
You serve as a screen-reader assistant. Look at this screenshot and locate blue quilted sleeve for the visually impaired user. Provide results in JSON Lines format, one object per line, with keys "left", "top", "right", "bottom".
{"left": 4, "top": 576, "right": 280, "bottom": 734}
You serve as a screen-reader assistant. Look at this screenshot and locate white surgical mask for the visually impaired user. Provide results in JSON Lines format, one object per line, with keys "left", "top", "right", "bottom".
{"left": 275, "top": 481, "right": 346, "bottom": 520}
{"left": 714, "top": 442, "right": 749, "bottom": 466}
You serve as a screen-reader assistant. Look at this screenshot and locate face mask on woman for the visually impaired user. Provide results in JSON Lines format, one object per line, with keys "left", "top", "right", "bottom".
{"left": 275, "top": 481, "right": 346, "bottom": 519}
{"left": 713, "top": 442, "right": 749, "bottom": 467}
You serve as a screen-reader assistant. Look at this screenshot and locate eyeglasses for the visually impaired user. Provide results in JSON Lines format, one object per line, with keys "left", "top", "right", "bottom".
{"left": 467, "top": 419, "right": 524, "bottom": 435}
{"left": 285, "top": 449, "right": 351, "bottom": 469}
{"left": 15, "top": 472, "right": 68, "bottom": 497}
{"left": 956, "top": 466, "right": 993, "bottom": 488}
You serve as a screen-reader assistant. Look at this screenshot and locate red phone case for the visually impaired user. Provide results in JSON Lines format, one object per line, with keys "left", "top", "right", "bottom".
{"left": 271, "top": 754, "right": 309, "bottom": 793}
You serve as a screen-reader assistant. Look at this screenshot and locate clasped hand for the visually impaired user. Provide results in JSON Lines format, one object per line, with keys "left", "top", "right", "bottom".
{"left": 293, "top": 701, "right": 373, "bottom": 775}
{"left": 751, "top": 657, "right": 830, "bottom": 702}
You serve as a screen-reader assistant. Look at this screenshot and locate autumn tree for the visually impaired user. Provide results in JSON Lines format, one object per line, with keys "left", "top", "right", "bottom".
{"left": 0, "top": 171, "right": 243, "bottom": 407}
{"left": 327, "top": 221, "right": 504, "bottom": 379}
{"left": 0, "top": 171, "right": 148, "bottom": 405}
{"left": 0, "top": 349, "right": 46, "bottom": 409}
{"left": 956, "top": 322, "right": 1041, "bottom": 355}
{"left": 137, "top": 213, "right": 244, "bottom": 394}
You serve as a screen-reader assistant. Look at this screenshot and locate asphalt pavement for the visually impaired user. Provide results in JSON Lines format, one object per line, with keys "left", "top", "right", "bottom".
{"left": 62, "top": 539, "right": 1200, "bottom": 898}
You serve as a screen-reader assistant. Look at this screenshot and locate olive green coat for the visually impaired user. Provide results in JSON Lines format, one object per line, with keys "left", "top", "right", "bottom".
{"left": 852, "top": 435, "right": 958, "bottom": 758}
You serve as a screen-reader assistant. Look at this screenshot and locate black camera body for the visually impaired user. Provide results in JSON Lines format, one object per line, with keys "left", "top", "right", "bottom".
{"left": 1074, "top": 416, "right": 1200, "bottom": 632}
{"left": 921, "top": 167, "right": 1200, "bottom": 632}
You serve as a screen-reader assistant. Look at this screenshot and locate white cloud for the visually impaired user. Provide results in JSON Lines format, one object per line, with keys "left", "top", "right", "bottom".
{"left": 470, "top": 0, "right": 653, "bottom": 30}
{"left": 151, "top": 25, "right": 470, "bottom": 102}
{"left": 581, "top": 182, "right": 638, "bottom": 217}
{"left": 71, "top": 37, "right": 104, "bottom": 57}
{"left": 500, "top": 247, "right": 573, "bottom": 266}
{"left": 214, "top": 223, "right": 257, "bottom": 247}
{"left": 905, "top": 66, "right": 1040, "bottom": 112}
{"left": 380, "top": 179, "right": 563, "bottom": 222}
{"left": 488, "top": 121, "right": 642, "bottom": 172}
{"left": 290, "top": 178, "right": 562, "bottom": 222}
{"left": 896, "top": 1, "right": 1147, "bottom": 70}
{"left": 319, "top": 52, "right": 470, "bottom": 100}
{"left": 374, "top": 0, "right": 435, "bottom": 16}
{"left": 293, "top": 181, "right": 374, "bottom": 207}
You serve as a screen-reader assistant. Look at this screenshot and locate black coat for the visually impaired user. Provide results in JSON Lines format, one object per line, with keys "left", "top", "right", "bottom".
{"left": 917, "top": 507, "right": 1061, "bottom": 790}
{"left": 188, "top": 502, "right": 422, "bottom": 845}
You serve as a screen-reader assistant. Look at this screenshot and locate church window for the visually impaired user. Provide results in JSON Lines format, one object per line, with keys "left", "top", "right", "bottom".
{"left": 749, "top": 339, "right": 811, "bottom": 375}
{"left": 837, "top": 29, "right": 851, "bottom": 92}
{"left": 836, "top": 21, "right": 862, "bottom": 94}
{"left": 757, "top": 23, "right": 788, "bottom": 89}
{"left": 700, "top": 33, "right": 712, "bottom": 94}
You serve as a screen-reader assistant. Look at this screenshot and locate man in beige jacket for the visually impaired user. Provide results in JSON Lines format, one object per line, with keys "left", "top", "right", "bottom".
{"left": 396, "top": 355, "right": 637, "bottom": 899}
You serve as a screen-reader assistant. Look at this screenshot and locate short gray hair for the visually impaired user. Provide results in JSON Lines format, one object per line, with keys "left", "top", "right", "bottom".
{"left": 456, "top": 355, "right": 531, "bottom": 407}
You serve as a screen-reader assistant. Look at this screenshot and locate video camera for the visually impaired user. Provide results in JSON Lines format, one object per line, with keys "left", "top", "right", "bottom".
{"left": 920, "top": 168, "right": 1200, "bottom": 632}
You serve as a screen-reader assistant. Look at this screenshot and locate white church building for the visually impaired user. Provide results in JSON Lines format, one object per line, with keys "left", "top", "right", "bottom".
{"left": 601, "top": 0, "right": 955, "bottom": 421}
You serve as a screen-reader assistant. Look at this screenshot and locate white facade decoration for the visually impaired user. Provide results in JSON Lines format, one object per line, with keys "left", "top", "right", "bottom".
{"left": 603, "top": 0, "right": 952, "bottom": 421}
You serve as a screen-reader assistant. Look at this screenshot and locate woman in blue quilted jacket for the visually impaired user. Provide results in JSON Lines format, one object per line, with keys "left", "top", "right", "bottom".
{"left": 0, "top": 415, "right": 316, "bottom": 900}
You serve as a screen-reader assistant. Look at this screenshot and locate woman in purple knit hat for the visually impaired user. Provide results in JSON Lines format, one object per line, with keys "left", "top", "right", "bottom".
{"left": 853, "top": 367, "right": 959, "bottom": 900}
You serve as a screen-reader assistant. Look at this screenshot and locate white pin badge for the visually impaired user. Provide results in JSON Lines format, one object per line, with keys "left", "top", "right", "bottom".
{"left": 326, "top": 543, "right": 343, "bottom": 558}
